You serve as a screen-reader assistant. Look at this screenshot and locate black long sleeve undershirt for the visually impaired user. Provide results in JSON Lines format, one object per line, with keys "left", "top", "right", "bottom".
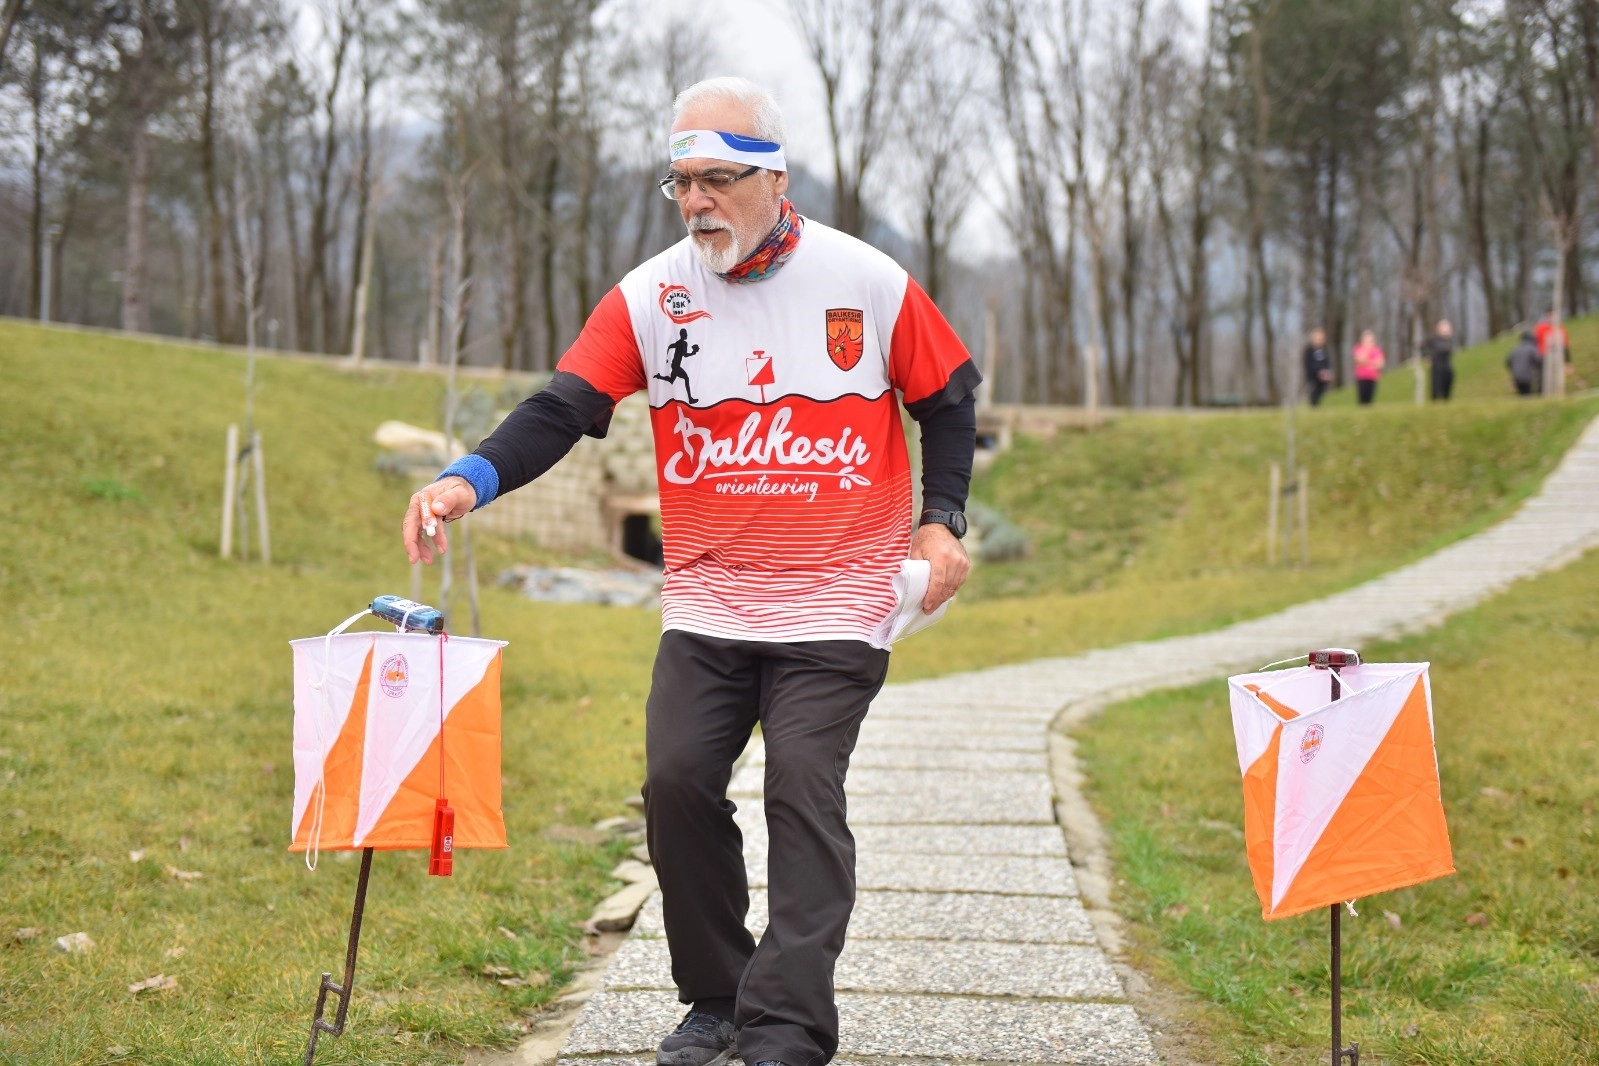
{"left": 473, "top": 368, "right": 978, "bottom": 514}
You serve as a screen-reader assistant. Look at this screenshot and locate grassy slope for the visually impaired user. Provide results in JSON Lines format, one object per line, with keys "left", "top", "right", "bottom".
{"left": 0, "top": 316, "right": 1594, "bottom": 1062}
{"left": 892, "top": 395, "right": 1598, "bottom": 680}
{"left": 1078, "top": 549, "right": 1599, "bottom": 1065}
{"left": 0, "top": 322, "right": 660, "bottom": 1063}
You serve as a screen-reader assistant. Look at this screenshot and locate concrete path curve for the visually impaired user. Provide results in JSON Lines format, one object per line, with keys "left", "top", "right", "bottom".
{"left": 555, "top": 413, "right": 1599, "bottom": 1066}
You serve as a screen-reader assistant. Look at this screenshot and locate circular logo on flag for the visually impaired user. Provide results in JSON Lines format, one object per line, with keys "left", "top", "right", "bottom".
{"left": 379, "top": 653, "right": 410, "bottom": 698}
{"left": 1299, "top": 723, "right": 1325, "bottom": 764}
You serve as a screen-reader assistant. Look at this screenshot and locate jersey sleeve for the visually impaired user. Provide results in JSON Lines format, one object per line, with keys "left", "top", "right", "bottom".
{"left": 556, "top": 285, "right": 647, "bottom": 409}
{"left": 888, "top": 276, "right": 982, "bottom": 420}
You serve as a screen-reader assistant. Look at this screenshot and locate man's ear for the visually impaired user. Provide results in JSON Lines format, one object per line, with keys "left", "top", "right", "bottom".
{"left": 773, "top": 170, "right": 789, "bottom": 197}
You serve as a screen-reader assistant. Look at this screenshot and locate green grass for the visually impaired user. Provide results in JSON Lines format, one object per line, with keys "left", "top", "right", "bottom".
{"left": 1076, "top": 549, "right": 1599, "bottom": 1065}
{"left": 1, "top": 314, "right": 1596, "bottom": 1063}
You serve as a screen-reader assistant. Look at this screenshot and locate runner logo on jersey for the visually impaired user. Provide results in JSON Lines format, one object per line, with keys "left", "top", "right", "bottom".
{"left": 659, "top": 282, "right": 712, "bottom": 323}
{"left": 826, "top": 308, "right": 865, "bottom": 371}
{"left": 654, "top": 329, "right": 700, "bottom": 404}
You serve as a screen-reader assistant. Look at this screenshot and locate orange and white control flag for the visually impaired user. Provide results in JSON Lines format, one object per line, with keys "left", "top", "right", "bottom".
{"left": 1226, "top": 662, "right": 1454, "bottom": 920}
{"left": 290, "top": 632, "right": 508, "bottom": 860}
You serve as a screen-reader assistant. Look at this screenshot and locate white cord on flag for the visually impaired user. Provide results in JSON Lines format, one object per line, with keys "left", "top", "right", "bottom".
{"left": 303, "top": 609, "right": 372, "bottom": 872}
{"left": 1345, "top": 899, "right": 1359, "bottom": 917}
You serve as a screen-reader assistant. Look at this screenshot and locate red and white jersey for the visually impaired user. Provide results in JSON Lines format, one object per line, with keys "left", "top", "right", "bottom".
{"left": 557, "top": 220, "right": 973, "bottom": 645}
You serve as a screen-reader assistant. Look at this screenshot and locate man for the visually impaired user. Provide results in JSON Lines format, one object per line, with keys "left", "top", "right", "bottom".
{"left": 402, "top": 78, "right": 979, "bottom": 1066}
{"left": 1424, "top": 319, "right": 1455, "bottom": 402}
{"left": 1507, "top": 329, "right": 1543, "bottom": 396}
{"left": 1302, "top": 327, "right": 1332, "bottom": 406}
{"left": 1534, "top": 312, "right": 1567, "bottom": 361}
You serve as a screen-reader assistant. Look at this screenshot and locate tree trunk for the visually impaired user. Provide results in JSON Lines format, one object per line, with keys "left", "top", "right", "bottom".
{"left": 28, "top": 36, "right": 43, "bottom": 319}
{"left": 122, "top": 107, "right": 151, "bottom": 333}
{"left": 200, "top": 23, "right": 231, "bottom": 343}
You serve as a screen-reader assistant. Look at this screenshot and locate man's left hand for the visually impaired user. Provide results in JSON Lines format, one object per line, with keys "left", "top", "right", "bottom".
{"left": 909, "top": 522, "right": 971, "bottom": 614}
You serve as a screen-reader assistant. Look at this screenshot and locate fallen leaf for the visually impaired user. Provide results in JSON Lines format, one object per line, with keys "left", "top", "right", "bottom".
{"left": 481, "top": 964, "right": 517, "bottom": 978}
{"left": 178, "top": 836, "right": 191, "bottom": 852}
{"left": 12, "top": 927, "right": 40, "bottom": 943}
{"left": 1159, "top": 803, "right": 1175, "bottom": 819}
{"left": 497, "top": 977, "right": 528, "bottom": 988}
{"left": 129, "top": 850, "right": 145, "bottom": 863}
{"left": 128, "top": 974, "right": 178, "bottom": 994}
{"left": 1402, "top": 1024, "right": 1420, "bottom": 1038}
{"left": 107, "top": 1047, "right": 129, "bottom": 1057}
{"left": 1479, "top": 787, "right": 1511, "bottom": 800}
{"left": 54, "top": 932, "right": 94, "bottom": 953}
{"left": 165, "top": 865, "right": 203, "bottom": 883}
{"left": 1384, "top": 910, "right": 1402, "bottom": 931}
{"left": 261, "top": 762, "right": 275, "bottom": 775}
{"left": 1289, "top": 986, "right": 1305, "bottom": 998}
{"left": 1557, "top": 867, "right": 1570, "bottom": 879}
{"left": 496, "top": 926, "right": 518, "bottom": 940}
{"left": 1162, "top": 904, "right": 1190, "bottom": 919}
{"left": 163, "top": 947, "right": 185, "bottom": 960}
{"left": 1464, "top": 912, "right": 1489, "bottom": 928}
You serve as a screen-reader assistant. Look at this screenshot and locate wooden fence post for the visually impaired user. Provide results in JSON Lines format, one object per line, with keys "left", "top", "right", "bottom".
{"left": 221, "top": 423, "right": 239, "bottom": 560}
{"left": 1267, "top": 462, "right": 1281, "bottom": 566}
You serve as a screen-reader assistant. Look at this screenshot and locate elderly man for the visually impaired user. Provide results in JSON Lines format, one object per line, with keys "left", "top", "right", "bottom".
{"left": 402, "top": 78, "right": 979, "bottom": 1066}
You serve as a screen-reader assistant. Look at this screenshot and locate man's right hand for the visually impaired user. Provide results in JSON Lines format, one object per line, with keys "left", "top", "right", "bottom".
{"left": 403, "top": 476, "right": 478, "bottom": 564}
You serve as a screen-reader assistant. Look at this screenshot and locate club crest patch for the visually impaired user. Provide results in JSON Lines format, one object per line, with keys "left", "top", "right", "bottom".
{"left": 1299, "top": 723, "right": 1325, "bottom": 764}
{"left": 380, "top": 654, "right": 410, "bottom": 698}
{"left": 826, "top": 308, "right": 865, "bottom": 371}
{"left": 659, "top": 283, "right": 712, "bottom": 324}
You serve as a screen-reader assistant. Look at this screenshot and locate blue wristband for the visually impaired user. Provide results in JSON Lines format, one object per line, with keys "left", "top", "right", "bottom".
{"left": 437, "top": 453, "right": 500, "bottom": 509}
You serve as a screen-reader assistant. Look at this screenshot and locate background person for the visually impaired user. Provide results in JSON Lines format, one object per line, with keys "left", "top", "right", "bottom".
{"left": 1507, "top": 329, "right": 1543, "bottom": 396}
{"left": 401, "top": 78, "right": 978, "bottom": 1066}
{"left": 1303, "top": 327, "right": 1332, "bottom": 406}
{"left": 1424, "top": 319, "right": 1456, "bottom": 402}
{"left": 1351, "top": 329, "right": 1385, "bottom": 405}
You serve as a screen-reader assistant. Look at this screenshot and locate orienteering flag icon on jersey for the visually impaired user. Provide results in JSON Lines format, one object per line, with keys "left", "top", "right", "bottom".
{"left": 290, "top": 631, "right": 508, "bottom": 861}
{"left": 747, "top": 350, "right": 775, "bottom": 402}
{"left": 1226, "top": 661, "right": 1454, "bottom": 920}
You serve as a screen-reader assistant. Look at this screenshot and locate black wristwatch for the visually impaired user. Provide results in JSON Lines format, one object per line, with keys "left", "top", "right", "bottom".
{"left": 918, "top": 509, "right": 968, "bottom": 539}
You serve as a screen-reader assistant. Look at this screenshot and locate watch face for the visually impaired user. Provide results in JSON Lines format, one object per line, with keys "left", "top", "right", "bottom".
{"left": 949, "top": 511, "right": 968, "bottom": 538}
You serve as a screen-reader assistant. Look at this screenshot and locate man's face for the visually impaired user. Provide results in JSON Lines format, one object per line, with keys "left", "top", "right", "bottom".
{"left": 1310, "top": 329, "right": 1326, "bottom": 347}
{"left": 671, "top": 102, "right": 789, "bottom": 273}
{"left": 1437, "top": 320, "right": 1453, "bottom": 339}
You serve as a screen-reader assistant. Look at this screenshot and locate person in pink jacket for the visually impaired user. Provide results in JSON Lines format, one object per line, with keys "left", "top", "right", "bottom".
{"left": 1352, "top": 329, "right": 1385, "bottom": 405}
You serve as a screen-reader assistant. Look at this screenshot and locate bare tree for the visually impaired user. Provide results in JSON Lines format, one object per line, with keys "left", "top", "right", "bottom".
{"left": 793, "top": 0, "right": 928, "bottom": 238}
{"left": 896, "top": 15, "right": 979, "bottom": 304}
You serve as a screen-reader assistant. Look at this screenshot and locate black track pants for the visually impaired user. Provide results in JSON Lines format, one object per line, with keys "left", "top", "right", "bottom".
{"left": 642, "top": 629, "right": 890, "bottom": 1066}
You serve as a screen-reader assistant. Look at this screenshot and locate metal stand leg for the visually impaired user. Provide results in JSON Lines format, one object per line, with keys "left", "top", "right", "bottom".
{"left": 304, "top": 847, "right": 375, "bottom": 1065}
{"left": 1331, "top": 902, "right": 1358, "bottom": 1064}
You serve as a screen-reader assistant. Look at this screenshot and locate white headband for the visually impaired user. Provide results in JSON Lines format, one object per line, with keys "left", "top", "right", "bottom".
{"left": 668, "top": 129, "right": 787, "bottom": 172}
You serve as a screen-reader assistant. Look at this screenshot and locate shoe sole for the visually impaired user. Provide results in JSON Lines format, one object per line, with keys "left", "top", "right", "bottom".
{"left": 656, "top": 1048, "right": 735, "bottom": 1066}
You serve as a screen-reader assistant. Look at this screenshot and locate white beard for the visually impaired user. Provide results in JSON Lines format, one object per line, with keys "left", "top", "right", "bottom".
{"left": 688, "top": 218, "right": 743, "bottom": 273}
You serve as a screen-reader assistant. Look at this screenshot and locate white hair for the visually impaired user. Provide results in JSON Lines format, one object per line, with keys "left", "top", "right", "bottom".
{"left": 672, "top": 77, "right": 788, "bottom": 150}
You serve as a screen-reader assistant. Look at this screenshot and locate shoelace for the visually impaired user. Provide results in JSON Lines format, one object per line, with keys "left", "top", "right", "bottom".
{"left": 676, "top": 1010, "right": 726, "bottom": 1035}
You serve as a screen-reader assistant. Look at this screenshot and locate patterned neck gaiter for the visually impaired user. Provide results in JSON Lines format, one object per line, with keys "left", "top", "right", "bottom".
{"left": 718, "top": 197, "right": 804, "bottom": 284}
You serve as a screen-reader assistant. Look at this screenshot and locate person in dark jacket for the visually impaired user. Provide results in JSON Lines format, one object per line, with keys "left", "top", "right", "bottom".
{"left": 1506, "top": 330, "right": 1543, "bottom": 396}
{"left": 1424, "top": 320, "right": 1455, "bottom": 401}
{"left": 1303, "top": 327, "right": 1332, "bottom": 406}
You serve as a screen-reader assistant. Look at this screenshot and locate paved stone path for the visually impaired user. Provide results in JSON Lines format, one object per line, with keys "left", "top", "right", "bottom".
{"left": 559, "top": 414, "right": 1599, "bottom": 1066}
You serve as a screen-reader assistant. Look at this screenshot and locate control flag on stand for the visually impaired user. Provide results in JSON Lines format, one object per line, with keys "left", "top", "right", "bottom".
{"left": 1226, "top": 661, "right": 1454, "bottom": 920}
{"left": 290, "top": 632, "right": 508, "bottom": 857}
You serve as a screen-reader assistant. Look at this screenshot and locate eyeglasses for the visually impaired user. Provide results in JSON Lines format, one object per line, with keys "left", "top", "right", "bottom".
{"left": 658, "top": 165, "right": 762, "bottom": 200}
